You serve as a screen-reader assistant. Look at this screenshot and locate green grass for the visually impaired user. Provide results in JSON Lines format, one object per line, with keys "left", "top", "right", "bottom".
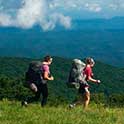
{"left": 0, "top": 100, "right": 124, "bottom": 124}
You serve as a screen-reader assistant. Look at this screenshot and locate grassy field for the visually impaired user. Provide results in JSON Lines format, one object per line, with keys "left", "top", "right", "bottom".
{"left": 0, "top": 100, "right": 124, "bottom": 124}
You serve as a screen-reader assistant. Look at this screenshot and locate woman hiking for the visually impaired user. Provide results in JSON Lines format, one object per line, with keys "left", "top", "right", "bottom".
{"left": 69, "top": 57, "right": 101, "bottom": 109}
{"left": 22, "top": 55, "right": 54, "bottom": 107}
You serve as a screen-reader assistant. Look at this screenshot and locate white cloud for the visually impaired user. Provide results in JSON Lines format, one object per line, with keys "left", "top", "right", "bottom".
{"left": 0, "top": 13, "right": 14, "bottom": 26}
{"left": 71, "top": 4, "right": 77, "bottom": 8}
{"left": 0, "top": 0, "right": 124, "bottom": 27}
{"left": 0, "top": 0, "right": 71, "bottom": 30}
{"left": 38, "top": 13, "right": 71, "bottom": 31}
{"left": 16, "top": 0, "right": 47, "bottom": 28}
{"left": 120, "top": 3, "right": 124, "bottom": 8}
{"left": 85, "top": 3, "right": 102, "bottom": 12}
{"left": 51, "top": 13, "right": 71, "bottom": 29}
{"left": 0, "top": 6, "right": 4, "bottom": 11}
{"left": 109, "top": 4, "right": 118, "bottom": 10}
{"left": 48, "top": 0, "right": 124, "bottom": 12}
{"left": 49, "top": 2, "right": 60, "bottom": 9}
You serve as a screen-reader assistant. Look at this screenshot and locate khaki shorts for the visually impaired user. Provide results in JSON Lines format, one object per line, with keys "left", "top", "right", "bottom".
{"left": 79, "top": 83, "right": 89, "bottom": 94}
{"left": 29, "top": 83, "right": 38, "bottom": 93}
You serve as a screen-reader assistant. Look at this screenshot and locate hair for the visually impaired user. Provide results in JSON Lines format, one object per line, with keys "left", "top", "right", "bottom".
{"left": 86, "top": 57, "right": 95, "bottom": 65}
{"left": 44, "top": 55, "right": 52, "bottom": 62}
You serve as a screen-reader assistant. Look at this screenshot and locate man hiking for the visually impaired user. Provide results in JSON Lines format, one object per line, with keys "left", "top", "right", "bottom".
{"left": 69, "top": 57, "right": 101, "bottom": 109}
{"left": 22, "top": 55, "right": 54, "bottom": 107}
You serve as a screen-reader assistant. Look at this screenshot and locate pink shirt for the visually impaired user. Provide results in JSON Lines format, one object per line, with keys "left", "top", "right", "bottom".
{"left": 84, "top": 65, "right": 93, "bottom": 81}
{"left": 42, "top": 64, "right": 50, "bottom": 74}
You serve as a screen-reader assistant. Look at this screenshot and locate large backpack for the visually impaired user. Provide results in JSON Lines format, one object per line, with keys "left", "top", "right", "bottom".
{"left": 24, "top": 61, "right": 44, "bottom": 87}
{"left": 67, "top": 59, "right": 86, "bottom": 89}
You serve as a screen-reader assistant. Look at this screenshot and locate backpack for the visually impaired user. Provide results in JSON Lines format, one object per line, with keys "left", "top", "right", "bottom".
{"left": 24, "top": 61, "right": 45, "bottom": 87}
{"left": 67, "top": 59, "right": 86, "bottom": 89}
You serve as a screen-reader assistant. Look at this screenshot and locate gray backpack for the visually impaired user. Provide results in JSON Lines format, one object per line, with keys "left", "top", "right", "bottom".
{"left": 68, "top": 59, "right": 87, "bottom": 89}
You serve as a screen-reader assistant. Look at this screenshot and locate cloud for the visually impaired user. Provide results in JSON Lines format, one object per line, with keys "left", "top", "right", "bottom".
{"left": 0, "top": 0, "right": 71, "bottom": 30}
{"left": 85, "top": 3, "right": 102, "bottom": 12}
{"left": 48, "top": 0, "right": 124, "bottom": 12}
{"left": 0, "top": 13, "right": 14, "bottom": 26}
{"left": 16, "top": 0, "right": 47, "bottom": 28}
{"left": 109, "top": 4, "right": 118, "bottom": 10}
{"left": 121, "top": 3, "right": 124, "bottom": 8}
{"left": 37, "top": 13, "right": 71, "bottom": 30}
{"left": 109, "top": 2, "right": 124, "bottom": 10}
{"left": 0, "top": 0, "right": 124, "bottom": 27}
{"left": 49, "top": 1, "right": 60, "bottom": 9}
{"left": 48, "top": 13, "right": 71, "bottom": 30}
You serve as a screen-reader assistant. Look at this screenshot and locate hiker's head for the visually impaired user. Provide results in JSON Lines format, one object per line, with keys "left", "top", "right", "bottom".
{"left": 86, "top": 57, "right": 95, "bottom": 67}
{"left": 44, "top": 55, "right": 53, "bottom": 65}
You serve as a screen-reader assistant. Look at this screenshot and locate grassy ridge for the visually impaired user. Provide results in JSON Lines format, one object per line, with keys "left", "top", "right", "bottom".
{"left": 0, "top": 56, "right": 124, "bottom": 123}
{"left": 0, "top": 100, "right": 124, "bottom": 124}
{"left": 0, "top": 57, "right": 124, "bottom": 104}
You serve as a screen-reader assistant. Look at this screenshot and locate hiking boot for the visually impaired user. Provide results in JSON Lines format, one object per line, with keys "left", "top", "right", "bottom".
{"left": 21, "top": 101, "right": 28, "bottom": 107}
{"left": 69, "top": 103, "right": 76, "bottom": 109}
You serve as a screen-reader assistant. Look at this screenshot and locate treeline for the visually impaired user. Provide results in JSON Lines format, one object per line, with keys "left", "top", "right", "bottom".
{"left": 0, "top": 57, "right": 124, "bottom": 106}
{"left": 0, "top": 75, "right": 124, "bottom": 106}
{"left": 0, "top": 75, "right": 76, "bottom": 105}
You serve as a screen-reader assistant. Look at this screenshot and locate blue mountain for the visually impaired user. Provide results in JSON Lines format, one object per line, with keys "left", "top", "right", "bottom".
{"left": 0, "top": 17, "right": 124, "bottom": 67}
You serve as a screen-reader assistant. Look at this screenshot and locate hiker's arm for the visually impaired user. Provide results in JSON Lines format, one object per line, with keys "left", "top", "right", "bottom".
{"left": 86, "top": 67, "right": 100, "bottom": 84}
{"left": 87, "top": 76, "right": 100, "bottom": 84}
{"left": 44, "top": 72, "right": 54, "bottom": 80}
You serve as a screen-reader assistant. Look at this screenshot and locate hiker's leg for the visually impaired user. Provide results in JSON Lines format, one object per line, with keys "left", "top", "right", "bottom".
{"left": 25, "top": 83, "right": 40, "bottom": 103}
{"left": 84, "top": 87, "right": 90, "bottom": 109}
{"left": 33, "top": 90, "right": 41, "bottom": 101}
{"left": 71, "top": 94, "right": 83, "bottom": 106}
{"left": 74, "top": 84, "right": 85, "bottom": 105}
{"left": 40, "top": 84, "right": 48, "bottom": 107}
{"left": 30, "top": 83, "right": 38, "bottom": 92}
{"left": 69, "top": 85, "right": 85, "bottom": 108}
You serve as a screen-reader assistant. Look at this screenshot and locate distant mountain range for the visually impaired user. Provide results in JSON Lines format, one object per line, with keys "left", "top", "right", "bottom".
{"left": 0, "top": 17, "right": 124, "bottom": 67}
{"left": 72, "top": 17, "right": 124, "bottom": 30}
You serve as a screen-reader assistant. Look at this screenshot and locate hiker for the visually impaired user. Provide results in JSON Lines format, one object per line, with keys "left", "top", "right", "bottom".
{"left": 69, "top": 57, "right": 101, "bottom": 109}
{"left": 22, "top": 55, "right": 54, "bottom": 107}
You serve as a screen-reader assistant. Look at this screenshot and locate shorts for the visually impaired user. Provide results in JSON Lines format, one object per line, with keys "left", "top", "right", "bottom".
{"left": 26, "top": 81, "right": 39, "bottom": 93}
{"left": 78, "top": 83, "right": 89, "bottom": 94}
{"left": 29, "top": 83, "right": 38, "bottom": 92}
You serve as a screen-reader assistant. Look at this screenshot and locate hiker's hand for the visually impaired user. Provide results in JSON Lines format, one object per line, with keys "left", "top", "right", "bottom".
{"left": 97, "top": 80, "right": 101, "bottom": 84}
{"left": 50, "top": 76, "right": 54, "bottom": 81}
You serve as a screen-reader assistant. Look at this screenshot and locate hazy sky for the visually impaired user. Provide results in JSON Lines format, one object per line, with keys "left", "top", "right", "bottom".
{"left": 0, "top": 0, "right": 124, "bottom": 30}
